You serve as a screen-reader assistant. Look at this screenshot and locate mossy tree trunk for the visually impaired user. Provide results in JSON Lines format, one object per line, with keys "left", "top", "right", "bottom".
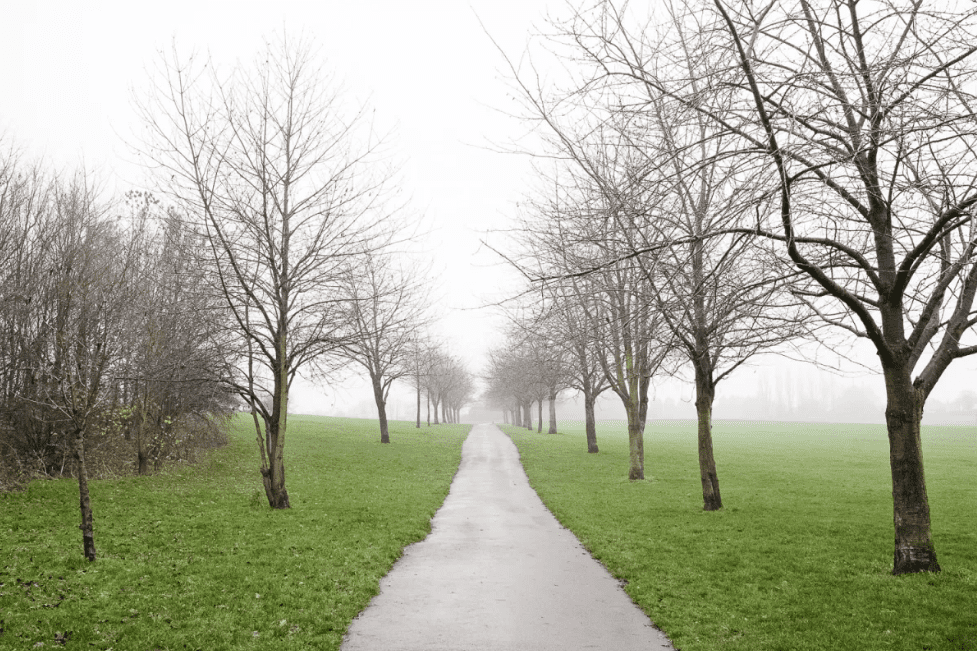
{"left": 694, "top": 361, "right": 722, "bottom": 511}
{"left": 584, "top": 391, "right": 599, "bottom": 453}
{"left": 258, "top": 332, "right": 290, "bottom": 510}
{"left": 625, "top": 400, "right": 645, "bottom": 481}
{"left": 73, "top": 427, "right": 96, "bottom": 562}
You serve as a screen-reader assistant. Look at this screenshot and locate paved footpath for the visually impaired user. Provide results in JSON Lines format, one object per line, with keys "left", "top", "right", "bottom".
{"left": 341, "top": 423, "right": 675, "bottom": 651}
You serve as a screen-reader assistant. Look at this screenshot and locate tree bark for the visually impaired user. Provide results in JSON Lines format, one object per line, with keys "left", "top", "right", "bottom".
{"left": 372, "top": 376, "right": 390, "bottom": 444}
{"left": 548, "top": 388, "right": 558, "bottom": 434}
{"left": 884, "top": 367, "right": 940, "bottom": 574}
{"left": 260, "top": 363, "right": 290, "bottom": 508}
{"left": 584, "top": 391, "right": 599, "bottom": 454}
{"left": 415, "top": 378, "right": 421, "bottom": 429}
{"left": 626, "top": 405, "right": 644, "bottom": 480}
{"left": 694, "top": 366, "right": 722, "bottom": 511}
{"left": 626, "top": 374, "right": 649, "bottom": 480}
{"left": 261, "top": 415, "right": 290, "bottom": 509}
{"left": 74, "top": 428, "right": 96, "bottom": 562}
{"left": 256, "top": 329, "right": 291, "bottom": 509}
{"left": 537, "top": 399, "right": 543, "bottom": 433}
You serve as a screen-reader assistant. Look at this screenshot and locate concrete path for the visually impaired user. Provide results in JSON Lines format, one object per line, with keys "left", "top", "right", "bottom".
{"left": 341, "top": 423, "right": 675, "bottom": 651}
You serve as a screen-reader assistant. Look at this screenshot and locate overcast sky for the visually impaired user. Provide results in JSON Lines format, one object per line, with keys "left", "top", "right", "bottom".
{"left": 0, "top": 0, "right": 564, "bottom": 410}
{"left": 3, "top": 1, "right": 974, "bottom": 419}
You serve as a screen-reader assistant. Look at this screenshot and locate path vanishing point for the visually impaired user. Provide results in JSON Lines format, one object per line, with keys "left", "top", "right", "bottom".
{"left": 341, "top": 423, "right": 675, "bottom": 651}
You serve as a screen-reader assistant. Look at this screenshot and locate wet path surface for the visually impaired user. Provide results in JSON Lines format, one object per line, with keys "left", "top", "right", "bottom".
{"left": 340, "top": 423, "right": 675, "bottom": 651}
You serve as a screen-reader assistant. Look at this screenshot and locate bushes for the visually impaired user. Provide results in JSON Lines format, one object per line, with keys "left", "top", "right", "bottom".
{"left": 0, "top": 411, "right": 230, "bottom": 492}
{"left": 0, "top": 145, "right": 235, "bottom": 493}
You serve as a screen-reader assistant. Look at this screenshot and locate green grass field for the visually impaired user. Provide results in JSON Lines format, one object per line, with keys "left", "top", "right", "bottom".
{"left": 0, "top": 415, "right": 470, "bottom": 650}
{"left": 504, "top": 420, "right": 977, "bottom": 651}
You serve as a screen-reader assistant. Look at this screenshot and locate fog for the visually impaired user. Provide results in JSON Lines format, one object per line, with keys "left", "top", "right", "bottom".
{"left": 291, "top": 351, "right": 977, "bottom": 427}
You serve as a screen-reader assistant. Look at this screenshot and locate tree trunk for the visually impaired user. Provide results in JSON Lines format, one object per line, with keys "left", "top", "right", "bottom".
{"left": 261, "top": 414, "right": 290, "bottom": 509}
{"left": 74, "top": 428, "right": 96, "bottom": 562}
{"left": 415, "top": 380, "right": 421, "bottom": 429}
{"left": 135, "top": 408, "right": 150, "bottom": 475}
{"left": 694, "top": 368, "right": 722, "bottom": 511}
{"left": 258, "top": 333, "right": 291, "bottom": 509}
{"left": 625, "top": 375, "right": 650, "bottom": 481}
{"left": 524, "top": 400, "right": 532, "bottom": 430}
{"left": 626, "top": 404, "right": 644, "bottom": 480}
{"left": 884, "top": 367, "right": 940, "bottom": 574}
{"left": 372, "top": 376, "right": 390, "bottom": 444}
{"left": 426, "top": 392, "right": 430, "bottom": 426}
{"left": 537, "top": 399, "right": 543, "bottom": 433}
{"left": 432, "top": 395, "right": 440, "bottom": 425}
{"left": 548, "top": 388, "right": 558, "bottom": 434}
{"left": 584, "top": 391, "right": 599, "bottom": 454}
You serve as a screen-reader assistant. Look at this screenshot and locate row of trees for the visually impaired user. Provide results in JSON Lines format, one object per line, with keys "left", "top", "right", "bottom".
{"left": 2, "top": 36, "right": 476, "bottom": 560}
{"left": 135, "top": 36, "right": 476, "bottom": 510}
{"left": 496, "top": 0, "right": 977, "bottom": 575}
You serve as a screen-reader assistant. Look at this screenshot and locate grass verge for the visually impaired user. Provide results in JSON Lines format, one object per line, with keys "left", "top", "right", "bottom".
{"left": 504, "top": 420, "right": 977, "bottom": 651}
{"left": 1, "top": 415, "right": 470, "bottom": 650}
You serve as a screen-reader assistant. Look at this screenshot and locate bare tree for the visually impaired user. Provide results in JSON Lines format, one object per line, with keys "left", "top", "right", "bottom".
{"left": 506, "top": 24, "right": 804, "bottom": 504}
{"left": 566, "top": 0, "right": 977, "bottom": 572}
{"left": 440, "top": 361, "right": 476, "bottom": 424}
{"left": 422, "top": 348, "right": 475, "bottom": 425}
{"left": 333, "top": 254, "right": 428, "bottom": 443}
{"left": 544, "top": 278, "right": 611, "bottom": 453}
{"left": 509, "top": 0, "right": 977, "bottom": 572}
{"left": 135, "top": 36, "right": 393, "bottom": 508}
{"left": 485, "top": 341, "right": 537, "bottom": 430}
{"left": 38, "top": 173, "right": 139, "bottom": 561}
{"left": 601, "top": 82, "right": 802, "bottom": 510}
{"left": 699, "top": 0, "right": 977, "bottom": 574}
{"left": 118, "top": 195, "right": 234, "bottom": 475}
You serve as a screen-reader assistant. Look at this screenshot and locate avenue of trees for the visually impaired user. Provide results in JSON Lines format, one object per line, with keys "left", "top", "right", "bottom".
{"left": 1, "top": 36, "right": 475, "bottom": 560}
{"left": 133, "top": 36, "right": 474, "bottom": 510}
{"left": 491, "top": 0, "right": 977, "bottom": 575}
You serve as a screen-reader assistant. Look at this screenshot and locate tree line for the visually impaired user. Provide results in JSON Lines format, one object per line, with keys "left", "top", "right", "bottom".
{"left": 1, "top": 35, "right": 475, "bottom": 560}
{"left": 488, "top": 0, "right": 977, "bottom": 576}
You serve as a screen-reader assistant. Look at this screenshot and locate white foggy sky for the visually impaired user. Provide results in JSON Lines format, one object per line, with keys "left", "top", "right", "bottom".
{"left": 2, "top": 1, "right": 974, "bottom": 417}
{"left": 1, "top": 0, "right": 555, "bottom": 412}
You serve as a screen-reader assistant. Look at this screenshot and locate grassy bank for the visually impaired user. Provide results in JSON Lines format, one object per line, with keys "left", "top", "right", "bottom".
{"left": 1, "top": 415, "right": 470, "bottom": 650}
{"left": 504, "top": 420, "right": 977, "bottom": 651}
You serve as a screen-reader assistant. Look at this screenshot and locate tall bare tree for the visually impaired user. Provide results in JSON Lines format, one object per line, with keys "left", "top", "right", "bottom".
{"left": 702, "top": 0, "right": 977, "bottom": 574}
{"left": 561, "top": 0, "right": 977, "bottom": 572}
{"left": 136, "top": 37, "right": 393, "bottom": 508}
{"left": 36, "top": 173, "right": 140, "bottom": 561}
